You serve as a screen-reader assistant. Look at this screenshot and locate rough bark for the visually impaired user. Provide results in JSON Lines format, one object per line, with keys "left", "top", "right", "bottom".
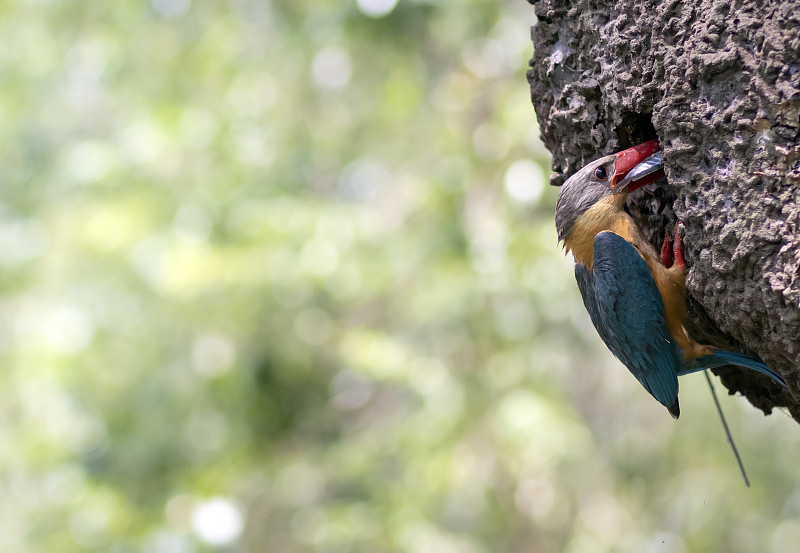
{"left": 528, "top": 0, "right": 800, "bottom": 421}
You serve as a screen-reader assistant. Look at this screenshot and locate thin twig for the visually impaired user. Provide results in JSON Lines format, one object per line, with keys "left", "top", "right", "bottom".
{"left": 704, "top": 370, "right": 750, "bottom": 487}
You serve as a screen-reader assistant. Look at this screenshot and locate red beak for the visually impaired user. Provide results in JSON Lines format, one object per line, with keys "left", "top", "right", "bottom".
{"left": 610, "top": 139, "right": 665, "bottom": 192}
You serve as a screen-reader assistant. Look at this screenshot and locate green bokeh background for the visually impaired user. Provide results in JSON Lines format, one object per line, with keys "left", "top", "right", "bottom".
{"left": 2, "top": 0, "right": 798, "bottom": 551}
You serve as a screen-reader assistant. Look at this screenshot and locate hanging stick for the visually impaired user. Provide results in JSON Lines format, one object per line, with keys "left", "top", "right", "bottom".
{"left": 704, "top": 370, "right": 750, "bottom": 487}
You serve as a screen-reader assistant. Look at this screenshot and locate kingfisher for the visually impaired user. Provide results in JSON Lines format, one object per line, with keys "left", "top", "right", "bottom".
{"left": 555, "top": 139, "right": 786, "bottom": 418}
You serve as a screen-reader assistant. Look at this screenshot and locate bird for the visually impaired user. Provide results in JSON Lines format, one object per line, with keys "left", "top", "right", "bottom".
{"left": 555, "top": 139, "right": 786, "bottom": 418}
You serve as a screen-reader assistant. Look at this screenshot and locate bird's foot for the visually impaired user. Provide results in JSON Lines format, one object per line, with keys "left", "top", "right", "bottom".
{"left": 661, "top": 232, "right": 673, "bottom": 268}
{"left": 660, "top": 222, "right": 686, "bottom": 271}
{"left": 673, "top": 222, "right": 685, "bottom": 271}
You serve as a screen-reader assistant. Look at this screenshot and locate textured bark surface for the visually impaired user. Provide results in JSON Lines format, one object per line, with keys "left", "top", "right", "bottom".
{"left": 528, "top": 0, "right": 800, "bottom": 420}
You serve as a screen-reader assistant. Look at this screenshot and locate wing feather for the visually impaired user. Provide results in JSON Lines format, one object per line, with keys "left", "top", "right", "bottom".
{"left": 574, "top": 231, "right": 681, "bottom": 410}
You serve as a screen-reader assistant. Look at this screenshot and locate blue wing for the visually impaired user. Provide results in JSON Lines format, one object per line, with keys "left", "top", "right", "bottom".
{"left": 575, "top": 231, "right": 682, "bottom": 415}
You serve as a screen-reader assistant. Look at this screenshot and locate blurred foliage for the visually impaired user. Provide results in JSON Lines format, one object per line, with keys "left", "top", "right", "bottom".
{"left": 1, "top": 0, "right": 798, "bottom": 552}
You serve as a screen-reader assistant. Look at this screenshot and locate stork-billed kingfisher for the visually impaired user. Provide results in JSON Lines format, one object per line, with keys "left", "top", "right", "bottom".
{"left": 555, "top": 139, "right": 785, "bottom": 418}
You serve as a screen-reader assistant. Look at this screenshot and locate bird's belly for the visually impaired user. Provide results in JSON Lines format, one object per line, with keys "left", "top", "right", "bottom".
{"left": 647, "top": 261, "right": 714, "bottom": 360}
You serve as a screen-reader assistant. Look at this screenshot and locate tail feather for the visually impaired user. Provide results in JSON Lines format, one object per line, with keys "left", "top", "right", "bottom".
{"left": 667, "top": 398, "right": 680, "bottom": 419}
{"left": 680, "top": 350, "right": 786, "bottom": 387}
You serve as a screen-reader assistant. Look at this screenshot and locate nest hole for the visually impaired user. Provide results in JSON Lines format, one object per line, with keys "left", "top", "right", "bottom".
{"left": 616, "top": 112, "right": 658, "bottom": 149}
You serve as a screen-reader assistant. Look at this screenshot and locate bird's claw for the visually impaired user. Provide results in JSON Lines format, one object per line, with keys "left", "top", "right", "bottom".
{"left": 661, "top": 222, "right": 685, "bottom": 270}
{"left": 673, "top": 222, "right": 685, "bottom": 271}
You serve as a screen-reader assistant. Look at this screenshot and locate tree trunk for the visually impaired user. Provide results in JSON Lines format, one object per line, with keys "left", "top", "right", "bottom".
{"left": 528, "top": 0, "right": 800, "bottom": 421}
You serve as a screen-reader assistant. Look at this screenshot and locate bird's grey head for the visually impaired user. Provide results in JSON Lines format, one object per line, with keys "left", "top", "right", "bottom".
{"left": 554, "top": 154, "right": 619, "bottom": 243}
{"left": 554, "top": 140, "right": 664, "bottom": 243}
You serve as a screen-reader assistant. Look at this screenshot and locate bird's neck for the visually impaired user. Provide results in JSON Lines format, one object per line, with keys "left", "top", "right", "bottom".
{"left": 564, "top": 194, "right": 653, "bottom": 268}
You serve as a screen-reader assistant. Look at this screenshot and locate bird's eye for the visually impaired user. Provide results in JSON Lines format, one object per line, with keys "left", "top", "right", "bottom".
{"left": 595, "top": 166, "right": 608, "bottom": 180}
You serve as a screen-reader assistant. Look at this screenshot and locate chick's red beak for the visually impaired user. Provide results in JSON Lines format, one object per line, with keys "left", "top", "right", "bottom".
{"left": 610, "top": 139, "right": 664, "bottom": 192}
